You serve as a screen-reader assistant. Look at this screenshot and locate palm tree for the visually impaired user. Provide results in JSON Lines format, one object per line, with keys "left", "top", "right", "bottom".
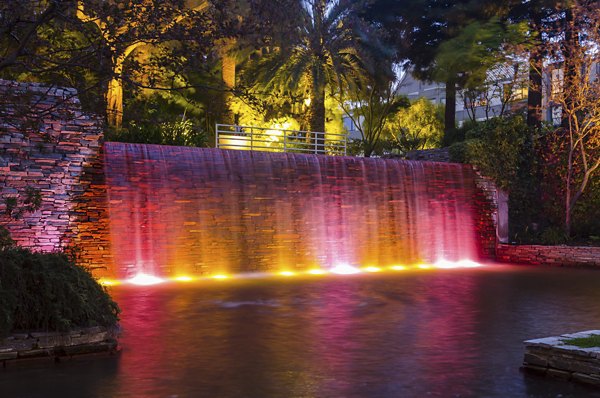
{"left": 245, "top": 0, "right": 390, "bottom": 148}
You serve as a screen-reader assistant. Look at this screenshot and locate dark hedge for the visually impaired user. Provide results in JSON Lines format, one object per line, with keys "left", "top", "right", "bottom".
{"left": 0, "top": 248, "right": 120, "bottom": 338}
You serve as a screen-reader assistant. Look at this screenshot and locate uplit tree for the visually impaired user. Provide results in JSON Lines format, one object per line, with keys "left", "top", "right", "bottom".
{"left": 76, "top": 0, "right": 213, "bottom": 128}
{"left": 542, "top": 0, "right": 600, "bottom": 236}
{"left": 362, "top": 0, "right": 515, "bottom": 138}
{"left": 387, "top": 97, "right": 444, "bottom": 154}
{"left": 244, "top": 0, "right": 390, "bottom": 145}
{"left": 337, "top": 77, "right": 406, "bottom": 157}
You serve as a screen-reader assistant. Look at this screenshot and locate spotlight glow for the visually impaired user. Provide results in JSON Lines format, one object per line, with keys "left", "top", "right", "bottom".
{"left": 127, "top": 273, "right": 165, "bottom": 286}
{"left": 173, "top": 275, "right": 194, "bottom": 282}
{"left": 331, "top": 263, "right": 361, "bottom": 275}
{"left": 434, "top": 259, "right": 457, "bottom": 269}
{"left": 307, "top": 268, "right": 327, "bottom": 275}
{"left": 103, "top": 260, "right": 486, "bottom": 286}
{"left": 98, "top": 278, "right": 121, "bottom": 286}
{"left": 457, "top": 259, "right": 482, "bottom": 268}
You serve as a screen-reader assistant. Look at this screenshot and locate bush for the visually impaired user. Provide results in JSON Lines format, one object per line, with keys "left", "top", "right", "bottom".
{"left": 0, "top": 248, "right": 120, "bottom": 338}
{"left": 462, "top": 116, "right": 530, "bottom": 191}
{"left": 448, "top": 140, "right": 471, "bottom": 163}
{"left": 108, "top": 118, "right": 208, "bottom": 147}
{"left": 0, "top": 226, "right": 15, "bottom": 251}
{"left": 387, "top": 97, "right": 444, "bottom": 154}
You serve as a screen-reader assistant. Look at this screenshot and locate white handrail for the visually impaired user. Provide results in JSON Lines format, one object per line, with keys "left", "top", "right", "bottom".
{"left": 215, "top": 124, "right": 347, "bottom": 156}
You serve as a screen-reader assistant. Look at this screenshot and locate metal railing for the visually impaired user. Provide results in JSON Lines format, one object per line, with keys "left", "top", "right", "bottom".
{"left": 215, "top": 124, "right": 347, "bottom": 155}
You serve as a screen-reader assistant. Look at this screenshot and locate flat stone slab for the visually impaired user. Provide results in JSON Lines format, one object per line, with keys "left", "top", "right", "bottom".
{"left": 0, "top": 325, "right": 120, "bottom": 368}
{"left": 524, "top": 330, "right": 600, "bottom": 387}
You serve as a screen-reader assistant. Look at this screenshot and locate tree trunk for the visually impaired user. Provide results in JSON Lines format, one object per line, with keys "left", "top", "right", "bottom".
{"left": 565, "top": 181, "right": 572, "bottom": 237}
{"left": 561, "top": 6, "right": 577, "bottom": 129}
{"left": 527, "top": 48, "right": 543, "bottom": 129}
{"left": 220, "top": 39, "right": 236, "bottom": 125}
{"left": 309, "top": 75, "right": 326, "bottom": 154}
{"left": 527, "top": 10, "right": 543, "bottom": 130}
{"left": 106, "top": 57, "right": 124, "bottom": 129}
{"left": 444, "top": 76, "right": 456, "bottom": 141}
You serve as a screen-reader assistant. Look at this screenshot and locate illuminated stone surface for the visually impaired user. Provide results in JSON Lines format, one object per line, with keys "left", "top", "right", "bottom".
{"left": 103, "top": 144, "right": 496, "bottom": 279}
{"left": 524, "top": 330, "right": 600, "bottom": 387}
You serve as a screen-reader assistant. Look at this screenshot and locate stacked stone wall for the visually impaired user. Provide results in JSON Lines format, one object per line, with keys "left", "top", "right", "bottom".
{"left": 471, "top": 172, "right": 499, "bottom": 259}
{"left": 523, "top": 330, "right": 600, "bottom": 386}
{"left": 498, "top": 244, "right": 600, "bottom": 267}
{"left": 0, "top": 80, "right": 111, "bottom": 271}
{"left": 406, "top": 148, "right": 451, "bottom": 162}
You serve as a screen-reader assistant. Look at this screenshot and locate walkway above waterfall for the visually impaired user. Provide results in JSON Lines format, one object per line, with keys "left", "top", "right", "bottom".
{"left": 215, "top": 123, "right": 347, "bottom": 156}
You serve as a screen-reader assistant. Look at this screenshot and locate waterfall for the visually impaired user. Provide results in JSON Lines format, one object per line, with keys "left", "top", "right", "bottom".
{"left": 104, "top": 143, "right": 480, "bottom": 278}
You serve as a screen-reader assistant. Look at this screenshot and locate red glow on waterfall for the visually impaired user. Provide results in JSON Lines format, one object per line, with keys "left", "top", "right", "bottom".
{"left": 104, "top": 144, "right": 483, "bottom": 279}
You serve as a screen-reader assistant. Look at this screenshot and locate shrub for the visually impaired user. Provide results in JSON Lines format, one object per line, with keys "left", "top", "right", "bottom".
{"left": 0, "top": 226, "right": 15, "bottom": 251}
{"left": 0, "top": 248, "right": 120, "bottom": 338}
{"left": 108, "top": 118, "right": 208, "bottom": 147}
{"left": 462, "top": 116, "right": 529, "bottom": 191}
{"left": 387, "top": 97, "right": 444, "bottom": 154}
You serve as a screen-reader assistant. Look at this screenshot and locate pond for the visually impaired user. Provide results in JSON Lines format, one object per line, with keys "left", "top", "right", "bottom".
{"left": 3, "top": 264, "right": 600, "bottom": 397}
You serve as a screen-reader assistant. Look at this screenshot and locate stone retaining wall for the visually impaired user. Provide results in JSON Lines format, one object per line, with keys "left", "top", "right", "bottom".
{"left": 472, "top": 173, "right": 499, "bottom": 258}
{"left": 0, "top": 326, "right": 119, "bottom": 367}
{"left": 497, "top": 244, "right": 600, "bottom": 267}
{"left": 523, "top": 330, "right": 600, "bottom": 386}
{"left": 0, "top": 79, "right": 108, "bottom": 263}
{"left": 405, "top": 148, "right": 451, "bottom": 162}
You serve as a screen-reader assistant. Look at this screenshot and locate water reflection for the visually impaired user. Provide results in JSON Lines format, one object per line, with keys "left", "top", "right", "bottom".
{"left": 3, "top": 266, "right": 600, "bottom": 397}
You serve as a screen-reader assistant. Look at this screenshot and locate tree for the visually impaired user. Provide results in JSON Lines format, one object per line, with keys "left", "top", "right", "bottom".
{"left": 243, "top": 0, "right": 391, "bottom": 150}
{"left": 0, "top": 1, "right": 109, "bottom": 119}
{"left": 505, "top": 0, "right": 567, "bottom": 129}
{"left": 0, "top": 0, "right": 71, "bottom": 73}
{"left": 76, "top": 0, "right": 213, "bottom": 128}
{"left": 459, "top": 62, "right": 529, "bottom": 122}
{"left": 387, "top": 97, "right": 444, "bottom": 154}
{"left": 543, "top": 0, "right": 600, "bottom": 236}
{"left": 336, "top": 72, "right": 406, "bottom": 157}
{"left": 363, "top": 1, "right": 499, "bottom": 135}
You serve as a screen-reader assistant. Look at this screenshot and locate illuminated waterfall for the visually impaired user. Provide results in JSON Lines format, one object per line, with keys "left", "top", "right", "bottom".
{"left": 104, "top": 143, "right": 482, "bottom": 279}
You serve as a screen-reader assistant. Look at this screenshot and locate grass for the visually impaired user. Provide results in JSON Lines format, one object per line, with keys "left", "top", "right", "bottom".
{"left": 563, "top": 335, "right": 600, "bottom": 348}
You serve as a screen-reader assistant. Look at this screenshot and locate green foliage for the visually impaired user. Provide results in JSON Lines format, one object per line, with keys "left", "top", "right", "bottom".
{"left": 387, "top": 98, "right": 443, "bottom": 154}
{"left": 460, "top": 116, "right": 529, "bottom": 191}
{"left": 0, "top": 248, "right": 120, "bottom": 338}
{"left": 109, "top": 119, "right": 207, "bottom": 147}
{"left": 4, "top": 186, "right": 42, "bottom": 220}
{"left": 108, "top": 93, "right": 208, "bottom": 147}
{"left": 1, "top": 186, "right": 42, "bottom": 251}
{"left": 454, "top": 116, "right": 551, "bottom": 244}
{"left": 0, "top": 227, "right": 15, "bottom": 251}
{"left": 239, "top": 0, "right": 394, "bottom": 134}
{"left": 448, "top": 140, "right": 470, "bottom": 163}
{"left": 538, "top": 226, "right": 567, "bottom": 246}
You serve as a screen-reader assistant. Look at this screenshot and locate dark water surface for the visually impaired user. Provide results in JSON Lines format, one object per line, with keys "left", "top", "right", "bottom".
{"left": 3, "top": 264, "right": 600, "bottom": 397}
